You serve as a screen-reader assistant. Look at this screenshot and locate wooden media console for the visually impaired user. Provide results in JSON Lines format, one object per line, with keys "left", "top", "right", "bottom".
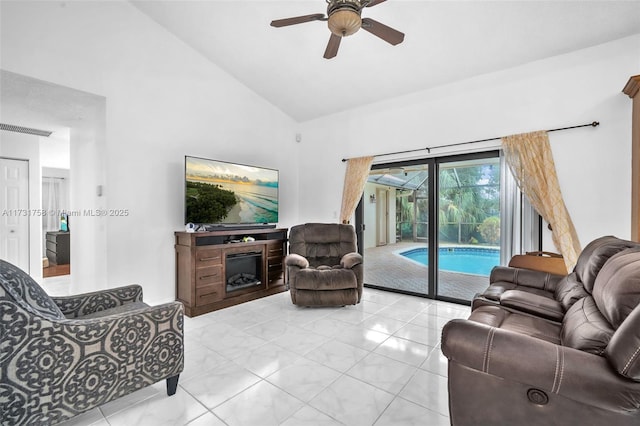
{"left": 175, "top": 228, "right": 287, "bottom": 317}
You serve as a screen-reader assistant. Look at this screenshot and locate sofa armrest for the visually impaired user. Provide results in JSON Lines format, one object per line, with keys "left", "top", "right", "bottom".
{"left": 285, "top": 254, "right": 309, "bottom": 269}
{"left": 441, "top": 319, "right": 640, "bottom": 413}
{"left": 52, "top": 284, "right": 144, "bottom": 318}
{"left": 341, "top": 252, "right": 362, "bottom": 269}
{"left": 490, "top": 266, "right": 564, "bottom": 291}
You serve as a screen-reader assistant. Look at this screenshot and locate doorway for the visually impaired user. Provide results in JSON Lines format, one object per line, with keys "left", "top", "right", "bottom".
{"left": 359, "top": 151, "right": 501, "bottom": 304}
{"left": 0, "top": 157, "right": 30, "bottom": 272}
{"left": 376, "top": 188, "right": 389, "bottom": 246}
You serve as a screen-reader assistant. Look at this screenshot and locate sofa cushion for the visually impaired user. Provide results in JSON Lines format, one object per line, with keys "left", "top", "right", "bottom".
{"left": 0, "top": 260, "right": 64, "bottom": 320}
{"left": 561, "top": 296, "right": 614, "bottom": 355}
{"left": 592, "top": 247, "right": 640, "bottom": 329}
{"left": 606, "top": 304, "right": 640, "bottom": 381}
{"left": 574, "top": 236, "right": 639, "bottom": 294}
{"left": 554, "top": 272, "right": 589, "bottom": 311}
{"left": 468, "top": 305, "right": 561, "bottom": 344}
{"left": 500, "top": 290, "right": 564, "bottom": 322}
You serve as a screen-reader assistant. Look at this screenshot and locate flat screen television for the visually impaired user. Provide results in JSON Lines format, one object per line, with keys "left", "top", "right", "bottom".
{"left": 185, "top": 156, "right": 279, "bottom": 228}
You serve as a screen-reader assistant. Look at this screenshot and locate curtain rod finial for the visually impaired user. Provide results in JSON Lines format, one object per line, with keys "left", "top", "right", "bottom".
{"left": 592, "top": 121, "right": 600, "bottom": 127}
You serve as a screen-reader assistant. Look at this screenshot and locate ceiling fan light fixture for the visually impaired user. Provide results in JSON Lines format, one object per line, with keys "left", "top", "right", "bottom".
{"left": 328, "top": 9, "right": 362, "bottom": 36}
{"left": 327, "top": 0, "right": 362, "bottom": 36}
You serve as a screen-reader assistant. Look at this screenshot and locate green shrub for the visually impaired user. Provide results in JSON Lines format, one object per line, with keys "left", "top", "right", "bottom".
{"left": 479, "top": 216, "right": 500, "bottom": 245}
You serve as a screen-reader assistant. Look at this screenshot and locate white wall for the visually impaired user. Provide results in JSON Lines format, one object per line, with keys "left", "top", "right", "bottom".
{"left": 1, "top": 1, "right": 298, "bottom": 303}
{"left": 300, "top": 35, "right": 640, "bottom": 253}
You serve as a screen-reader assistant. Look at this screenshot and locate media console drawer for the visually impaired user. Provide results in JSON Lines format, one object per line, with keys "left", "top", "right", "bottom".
{"left": 195, "top": 265, "right": 222, "bottom": 285}
{"left": 175, "top": 228, "right": 288, "bottom": 317}
{"left": 195, "top": 248, "right": 222, "bottom": 266}
{"left": 196, "top": 283, "right": 224, "bottom": 305}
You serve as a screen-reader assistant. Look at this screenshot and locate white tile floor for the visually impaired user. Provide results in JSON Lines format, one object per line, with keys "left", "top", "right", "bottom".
{"left": 57, "top": 288, "right": 470, "bottom": 426}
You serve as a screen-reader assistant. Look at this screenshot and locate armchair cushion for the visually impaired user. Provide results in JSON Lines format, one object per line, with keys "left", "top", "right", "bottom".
{"left": 292, "top": 267, "right": 357, "bottom": 291}
{"left": 285, "top": 253, "right": 309, "bottom": 269}
{"left": 341, "top": 252, "right": 363, "bottom": 269}
{"left": 1, "top": 260, "right": 64, "bottom": 320}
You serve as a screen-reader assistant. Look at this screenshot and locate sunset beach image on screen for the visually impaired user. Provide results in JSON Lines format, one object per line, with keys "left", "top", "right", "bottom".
{"left": 185, "top": 156, "right": 278, "bottom": 225}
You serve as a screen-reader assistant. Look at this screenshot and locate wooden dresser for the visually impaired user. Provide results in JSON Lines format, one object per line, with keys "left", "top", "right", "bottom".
{"left": 46, "top": 231, "right": 70, "bottom": 265}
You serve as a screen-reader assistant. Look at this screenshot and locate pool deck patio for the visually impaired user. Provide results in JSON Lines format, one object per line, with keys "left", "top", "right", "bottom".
{"left": 364, "top": 242, "right": 492, "bottom": 302}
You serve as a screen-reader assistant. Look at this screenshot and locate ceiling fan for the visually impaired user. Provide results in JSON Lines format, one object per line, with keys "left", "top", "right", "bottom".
{"left": 270, "top": 0, "right": 405, "bottom": 59}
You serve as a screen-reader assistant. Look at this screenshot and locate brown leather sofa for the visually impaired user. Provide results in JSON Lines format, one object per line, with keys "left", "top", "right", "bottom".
{"left": 441, "top": 245, "right": 640, "bottom": 426}
{"left": 285, "top": 223, "right": 363, "bottom": 306}
{"left": 472, "top": 235, "right": 639, "bottom": 321}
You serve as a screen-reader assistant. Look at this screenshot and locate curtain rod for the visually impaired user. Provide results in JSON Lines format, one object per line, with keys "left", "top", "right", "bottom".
{"left": 341, "top": 121, "right": 600, "bottom": 162}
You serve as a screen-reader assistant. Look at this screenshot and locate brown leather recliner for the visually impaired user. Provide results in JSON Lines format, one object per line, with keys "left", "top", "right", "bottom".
{"left": 441, "top": 246, "right": 640, "bottom": 426}
{"left": 285, "top": 223, "right": 363, "bottom": 307}
{"left": 472, "top": 235, "right": 640, "bottom": 321}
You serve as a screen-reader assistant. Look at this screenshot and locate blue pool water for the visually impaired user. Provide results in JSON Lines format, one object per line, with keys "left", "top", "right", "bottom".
{"left": 400, "top": 247, "right": 500, "bottom": 276}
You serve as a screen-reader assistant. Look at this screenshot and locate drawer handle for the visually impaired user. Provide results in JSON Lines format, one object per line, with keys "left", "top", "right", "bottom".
{"left": 199, "top": 274, "right": 218, "bottom": 280}
{"left": 199, "top": 256, "right": 220, "bottom": 261}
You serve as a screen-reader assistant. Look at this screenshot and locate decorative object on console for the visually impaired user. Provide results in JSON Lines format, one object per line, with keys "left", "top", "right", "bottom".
{"left": 286, "top": 223, "right": 363, "bottom": 307}
{"left": 0, "top": 259, "right": 184, "bottom": 425}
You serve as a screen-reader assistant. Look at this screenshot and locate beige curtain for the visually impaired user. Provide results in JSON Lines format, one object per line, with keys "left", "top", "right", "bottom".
{"left": 502, "top": 130, "right": 581, "bottom": 271}
{"left": 339, "top": 156, "right": 374, "bottom": 224}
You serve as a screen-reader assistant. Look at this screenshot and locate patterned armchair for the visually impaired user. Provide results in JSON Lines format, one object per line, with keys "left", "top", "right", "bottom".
{"left": 0, "top": 260, "right": 184, "bottom": 425}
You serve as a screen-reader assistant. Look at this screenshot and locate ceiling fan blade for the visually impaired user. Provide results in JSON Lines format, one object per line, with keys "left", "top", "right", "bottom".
{"left": 365, "top": 0, "right": 388, "bottom": 7}
{"left": 270, "top": 13, "right": 325, "bottom": 28}
{"left": 361, "top": 17, "right": 404, "bottom": 45}
{"left": 323, "top": 34, "right": 341, "bottom": 59}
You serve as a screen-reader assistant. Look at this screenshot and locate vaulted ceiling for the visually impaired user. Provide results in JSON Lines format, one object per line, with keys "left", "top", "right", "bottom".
{"left": 130, "top": 1, "right": 640, "bottom": 122}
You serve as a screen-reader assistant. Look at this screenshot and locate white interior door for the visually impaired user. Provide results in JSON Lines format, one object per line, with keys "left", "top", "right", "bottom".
{"left": 0, "top": 158, "right": 30, "bottom": 271}
{"left": 376, "top": 188, "right": 388, "bottom": 246}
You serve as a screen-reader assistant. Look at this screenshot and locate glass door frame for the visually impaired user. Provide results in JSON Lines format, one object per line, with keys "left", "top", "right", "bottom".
{"left": 357, "top": 150, "right": 501, "bottom": 305}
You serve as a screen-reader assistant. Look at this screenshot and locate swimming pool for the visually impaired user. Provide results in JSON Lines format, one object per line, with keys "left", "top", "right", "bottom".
{"left": 399, "top": 247, "right": 500, "bottom": 276}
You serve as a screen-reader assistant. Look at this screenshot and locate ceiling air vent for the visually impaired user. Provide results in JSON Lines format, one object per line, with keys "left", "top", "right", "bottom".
{"left": 0, "top": 123, "right": 52, "bottom": 137}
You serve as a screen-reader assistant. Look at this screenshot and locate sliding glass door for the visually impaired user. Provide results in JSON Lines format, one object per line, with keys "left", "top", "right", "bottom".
{"left": 436, "top": 156, "right": 501, "bottom": 301}
{"left": 359, "top": 151, "right": 501, "bottom": 304}
{"left": 362, "top": 163, "right": 430, "bottom": 295}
